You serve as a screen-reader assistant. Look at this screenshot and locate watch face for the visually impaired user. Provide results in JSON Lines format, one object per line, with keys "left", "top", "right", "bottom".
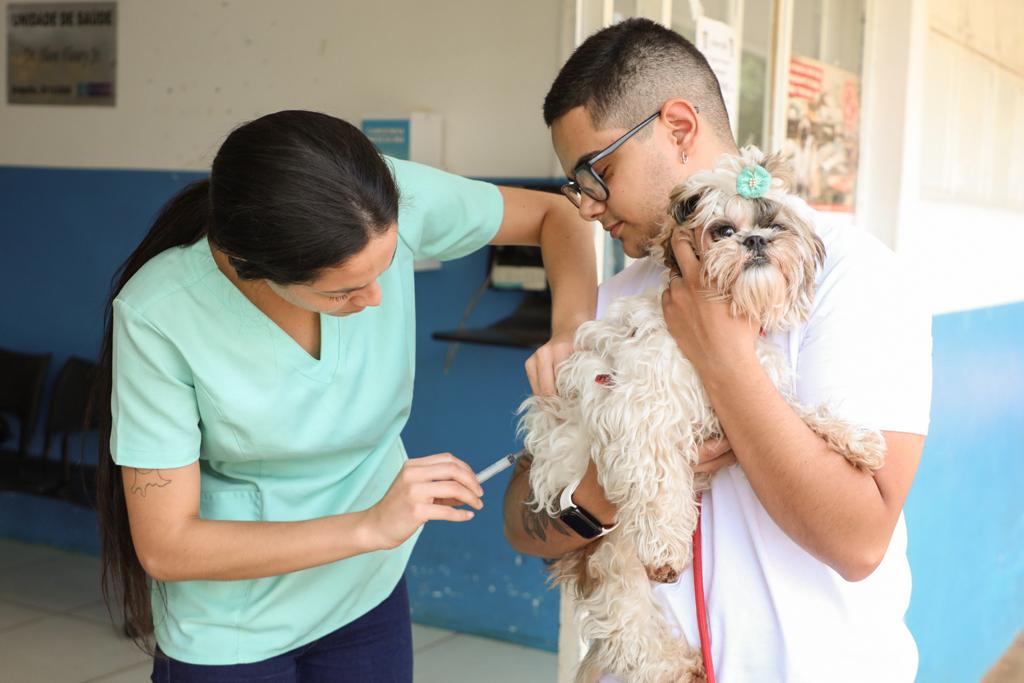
{"left": 560, "top": 509, "right": 601, "bottom": 539}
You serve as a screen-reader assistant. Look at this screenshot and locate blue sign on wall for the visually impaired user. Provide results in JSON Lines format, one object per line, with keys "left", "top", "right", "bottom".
{"left": 362, "top": 118, "right": 411, "bottom": 159}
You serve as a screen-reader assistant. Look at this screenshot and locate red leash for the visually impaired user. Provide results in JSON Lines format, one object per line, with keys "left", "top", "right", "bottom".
{"left": 693, "top": 492, "right": 715, "bottom": 683}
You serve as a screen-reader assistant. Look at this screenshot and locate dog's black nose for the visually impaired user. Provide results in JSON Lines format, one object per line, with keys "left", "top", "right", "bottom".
{"left": 744, "top": 235, "right": 768, "bottom": 252}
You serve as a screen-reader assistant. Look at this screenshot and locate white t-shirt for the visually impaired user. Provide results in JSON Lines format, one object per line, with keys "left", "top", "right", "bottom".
{"left": 596, "top": 209, "right": 932, "bottom": 683}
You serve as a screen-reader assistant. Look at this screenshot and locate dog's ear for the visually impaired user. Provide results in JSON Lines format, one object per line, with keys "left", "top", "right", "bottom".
{"left": 779, "top": 202, "right": 826, "bottom": 270}
{"left": 810, "top": 226, "right": 826, "bottom": 269}
{"left": 662, "top": 238, "right": 681, "bottom": 276}
{"left": 650, "top": 221, "right": 680, "bottom": 275}
{"left": 657, "top": 223, "right": 700, "bottom": 276}
{"left": 664, "top": 187, "right": 705, "bottom": 275}
{"left": 759, "top": 150, "right": 796, "bottom": 192}
{"left": 667, "top": 186, "right": 703, "bottom": 226}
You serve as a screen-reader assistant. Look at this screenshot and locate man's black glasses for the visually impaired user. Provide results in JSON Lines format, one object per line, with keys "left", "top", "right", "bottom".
{"left": 560, "top": 110, "right": 660, "bottom": 208}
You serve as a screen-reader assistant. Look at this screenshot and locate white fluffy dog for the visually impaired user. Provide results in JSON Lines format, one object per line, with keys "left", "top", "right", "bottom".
{"left": 518, "top": 147, "right": 886, "bottom": 683}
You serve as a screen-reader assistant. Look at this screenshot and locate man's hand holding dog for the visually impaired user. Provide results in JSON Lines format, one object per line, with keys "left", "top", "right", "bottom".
{"left": 526, "top": 328, "right": 576, "bottom": 396}
{"left": 573, "top": 436, "right": 736, "bottom": 530}
{"left": 661, "top": 232, "right": 760, "bottom": 380}
{"left": 695, "top": 436, "right": 737, "bottom": 476}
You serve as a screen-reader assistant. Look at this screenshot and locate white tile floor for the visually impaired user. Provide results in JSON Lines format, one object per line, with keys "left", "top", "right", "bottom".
{"left": 0, "top": 539, "right": 557, "bottom": 683}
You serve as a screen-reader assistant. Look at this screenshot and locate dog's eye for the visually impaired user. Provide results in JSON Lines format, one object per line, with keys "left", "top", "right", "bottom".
{"left": 767, "top": 223, "right": 784, "bottom": 232}
{"left": 712, "top": 225, "right": 736, "bottom": 240}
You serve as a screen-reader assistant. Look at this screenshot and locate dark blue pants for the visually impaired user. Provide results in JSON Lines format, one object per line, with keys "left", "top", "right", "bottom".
{"left": 151, "top": 578, "right": 413, "bottom": 682}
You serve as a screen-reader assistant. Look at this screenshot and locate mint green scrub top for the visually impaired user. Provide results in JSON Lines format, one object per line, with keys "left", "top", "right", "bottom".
{"left": 110, "top": 157, "right": 503, "bottom": 664}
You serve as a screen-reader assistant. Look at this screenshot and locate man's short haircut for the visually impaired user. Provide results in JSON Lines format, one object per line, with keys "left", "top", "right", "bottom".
{"left": 543, "top": 18, "right": 735, "bottom": 146}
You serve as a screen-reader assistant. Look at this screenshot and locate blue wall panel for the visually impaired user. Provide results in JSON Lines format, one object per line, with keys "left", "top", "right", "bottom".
{"left": 1, "top": 166, "right": 202, "bottom": 361}
{"left": 1, "top": 166, "right": 1021, "bottom": 669}
{"left": 404, "top": 253, "right": 559, "bottom": 648}
{"left": 0, "top": 166, "right": 204, "bottom": 462}
{"left": 904, "top": 302, "right": 1024, "bottom": 682}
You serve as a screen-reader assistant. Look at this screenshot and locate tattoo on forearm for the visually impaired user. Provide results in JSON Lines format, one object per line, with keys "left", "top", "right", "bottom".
{"left": 128, "top": 469, "right": 172, "bottom": 497}
{"left": 510, "top": 451, "right": 573, "bottom": 541}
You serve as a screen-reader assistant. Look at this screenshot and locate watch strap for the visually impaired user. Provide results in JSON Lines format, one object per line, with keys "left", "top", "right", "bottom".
{"left": 557, "top": 478, "right": 618, "bottom": 538}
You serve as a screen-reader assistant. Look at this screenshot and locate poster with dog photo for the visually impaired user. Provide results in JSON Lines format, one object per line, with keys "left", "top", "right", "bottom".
{"left": 783, "top": 55, "right": 861, "bottom": 212}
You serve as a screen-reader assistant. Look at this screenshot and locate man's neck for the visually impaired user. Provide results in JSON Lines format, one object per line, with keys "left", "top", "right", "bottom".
{"left": 689, "top": 137, "right": 740, "bottom": 174}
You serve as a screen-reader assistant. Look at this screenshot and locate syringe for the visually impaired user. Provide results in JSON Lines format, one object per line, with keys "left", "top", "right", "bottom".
{"left": 475, "top": 449, "right": 526, "bottom": 484}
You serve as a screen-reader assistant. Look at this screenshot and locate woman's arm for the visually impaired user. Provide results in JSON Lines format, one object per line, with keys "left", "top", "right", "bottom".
{"left": 125, "top": 453, "right": 484, "bottom": 582}
{"left": 492, "top": 187, "right": 597, "bottom": 395}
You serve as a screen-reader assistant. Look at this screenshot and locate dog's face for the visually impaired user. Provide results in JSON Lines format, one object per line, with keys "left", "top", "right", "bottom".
{"left": 660, "top": 148, "right": 825, "bottom": 332}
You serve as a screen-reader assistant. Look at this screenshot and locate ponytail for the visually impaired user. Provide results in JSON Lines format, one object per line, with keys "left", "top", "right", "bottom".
{"left": 93, "top": 178, "right": 210, "bottom": 652}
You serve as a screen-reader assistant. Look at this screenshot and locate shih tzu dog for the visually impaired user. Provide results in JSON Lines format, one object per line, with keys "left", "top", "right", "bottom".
{"left": 518, "top": 147, "right": 886, "bottom": 683}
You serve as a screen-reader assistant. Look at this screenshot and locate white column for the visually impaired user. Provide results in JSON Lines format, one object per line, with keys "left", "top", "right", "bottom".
{"left": 767, "top": 0, "right": 794, "bottom": 153}
{"left": 855, "top": 0, "right": 929, "bottom": 250}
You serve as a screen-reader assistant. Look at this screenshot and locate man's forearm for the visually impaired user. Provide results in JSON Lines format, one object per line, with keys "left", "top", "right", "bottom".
{"left": 503, "top": 454, "right": 600, "bottom": 558}
{"left": 702, "top": 356, "right": 897, "bottom": 580}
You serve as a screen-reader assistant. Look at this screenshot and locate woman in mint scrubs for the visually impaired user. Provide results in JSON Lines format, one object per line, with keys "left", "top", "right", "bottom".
{"left": 95, "top": 110, "right": 594, "bottom": 682}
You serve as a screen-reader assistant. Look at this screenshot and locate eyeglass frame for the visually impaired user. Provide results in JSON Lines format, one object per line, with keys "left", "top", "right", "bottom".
{"left": 559, "top": 105, "right": 699, "bottom": 208}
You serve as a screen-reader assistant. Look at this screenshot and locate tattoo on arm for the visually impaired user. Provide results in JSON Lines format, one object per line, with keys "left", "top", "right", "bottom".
{"left": 510, "top": 452, "right": 573, "bottom": 542}
{"left": 128, "top": 469, "right": 172, "bottom": 497}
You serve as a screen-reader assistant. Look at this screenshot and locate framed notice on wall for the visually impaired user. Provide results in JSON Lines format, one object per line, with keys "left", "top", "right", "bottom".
{"left": 7, "top": 2, "right": 116, "bottom": 106}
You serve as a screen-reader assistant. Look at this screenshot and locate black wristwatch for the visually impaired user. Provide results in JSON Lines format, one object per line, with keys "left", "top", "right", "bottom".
{"left": 556, "top": 478, "right": 618, "bottom": 539}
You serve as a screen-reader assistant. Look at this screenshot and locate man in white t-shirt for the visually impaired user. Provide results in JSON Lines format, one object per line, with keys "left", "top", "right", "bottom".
{"left": 504, "top": 18, "right": 932, "bottom": 683}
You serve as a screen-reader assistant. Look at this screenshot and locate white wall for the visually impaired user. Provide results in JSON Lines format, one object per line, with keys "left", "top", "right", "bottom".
{"left": 0, "top": 0, "right": 564, "bottom": 177}
{"left": 921, "top": 0, "right": 1024, "bottom": 211}
{"left": 896, "top": 0, "right": 1023, "bottom": 314}
{"left": 910, "top": 0, "right": 1024, "bottom": 314}
{"left": 860, "top": 0, "right": 1024, "bottom": 315}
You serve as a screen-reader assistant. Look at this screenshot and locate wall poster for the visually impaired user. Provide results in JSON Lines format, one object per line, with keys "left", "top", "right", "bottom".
{"left": 784, "top": 55, "right": 860, "bottom": 212}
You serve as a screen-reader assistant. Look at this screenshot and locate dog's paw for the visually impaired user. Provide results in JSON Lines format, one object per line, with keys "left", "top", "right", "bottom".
{"left": 797, "top": 404, "right": 887, "bottom": 472}
{"left": 645, "top": 564, "right": 681, "bottom": 584}
{"left": 842, "top": 427, "right": 887, "bottom": 471}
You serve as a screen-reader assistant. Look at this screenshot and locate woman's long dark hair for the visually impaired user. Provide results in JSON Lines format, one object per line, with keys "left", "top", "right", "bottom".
{"left": 93, "top": 110, "right": 399, "bottom": 651}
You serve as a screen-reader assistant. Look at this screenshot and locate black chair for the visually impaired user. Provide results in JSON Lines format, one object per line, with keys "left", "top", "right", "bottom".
{"left": 0, "top": 347, "right": 52, "bottom": 478}
{"left": 40, "top": 357, "right": 100, "bottom": 495}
